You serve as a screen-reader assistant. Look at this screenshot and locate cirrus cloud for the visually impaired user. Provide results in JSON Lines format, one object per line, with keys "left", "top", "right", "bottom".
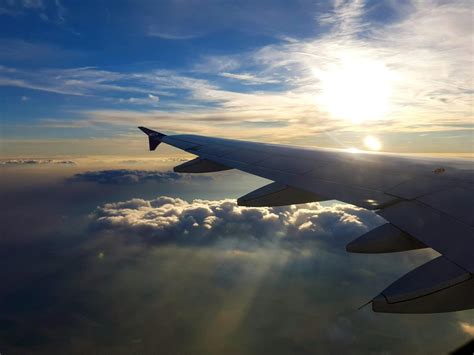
{"left": 2, "top": 0, "right": 472, "bottom": 150}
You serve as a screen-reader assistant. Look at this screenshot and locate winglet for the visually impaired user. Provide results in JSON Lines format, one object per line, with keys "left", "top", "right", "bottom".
{"left": 138, "top": 127, "right": 166, "bottom": 151}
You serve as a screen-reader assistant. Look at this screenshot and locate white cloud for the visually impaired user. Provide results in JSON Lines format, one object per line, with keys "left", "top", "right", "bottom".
{"left": 219, "top": 72, "right": 280, "bottom": 85}
{"left": 117, "top": 94, "right": 160, "bottom": 106}
{"left": 1, "top": 0, "right": 472, "bottom": 147}
{"left": 0, "top": 65, "right": 173, "bottom": 98}
{"left": 91, "top": 196, "right": 385, "bottom": 244}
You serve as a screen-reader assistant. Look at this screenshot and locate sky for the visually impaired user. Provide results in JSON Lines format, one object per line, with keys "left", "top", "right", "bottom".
{"left": 0, "top": 0, "right": 473, "bottom": 156}
{"left": 0, "top": 1, "right": 473, "bottom": 354}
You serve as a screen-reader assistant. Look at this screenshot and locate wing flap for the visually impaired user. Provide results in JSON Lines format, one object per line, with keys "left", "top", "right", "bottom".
{"left": 372, "top": 256, "right": 474, "bottom": 313}
{"left": 346, "top": 223, "right": 426, "bottom": 253}
{"left": 174, "top": 158, "right": 232, "bottom": 173}
{"left": 378, "top": 201, "right": 474, "bottom": 272}
{"left": 237, "top": 182, "right": 326, "bottom": 207}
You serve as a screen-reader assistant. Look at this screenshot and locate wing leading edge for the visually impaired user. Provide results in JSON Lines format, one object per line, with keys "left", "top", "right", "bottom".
{"left": 139, "top": 127, "right": 474, "bottom": 313}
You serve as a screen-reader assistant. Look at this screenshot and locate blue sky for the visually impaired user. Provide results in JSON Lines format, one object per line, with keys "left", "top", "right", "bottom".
{"left": 0, "top": 0, "right": 473, "bottom": 155}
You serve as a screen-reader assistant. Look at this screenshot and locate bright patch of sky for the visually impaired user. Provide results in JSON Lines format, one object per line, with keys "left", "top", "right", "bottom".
{"left": 0, "top": 0, "right": 472, "bottom": 154}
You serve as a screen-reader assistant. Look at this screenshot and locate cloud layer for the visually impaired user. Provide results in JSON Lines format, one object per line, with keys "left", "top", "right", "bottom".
{"left": 70, "top": 169, "right": 213, "bottom": 185}
{"left": 92, "top": 196, "right": 384, "bottom": 245}
{"left": 1, "top": 168, "right": 472, "bottom": 354}
{"left": 1, "top": 0, "right": 472, "bottom": 149}
{"left": 0, "top": 158, "right": 76, "bottom": 166}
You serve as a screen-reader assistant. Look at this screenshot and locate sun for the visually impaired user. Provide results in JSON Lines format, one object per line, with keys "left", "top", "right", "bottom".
{"left": 363, "top": 136, "right": 382, "bottom": 151}
{"left": 314, "top": 56, "right": 393, "bottom": 123}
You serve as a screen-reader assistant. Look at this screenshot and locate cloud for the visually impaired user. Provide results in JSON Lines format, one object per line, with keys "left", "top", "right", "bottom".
{"left": 219, "top": 72, "right": 280, "bottom": 85}
{"left": 119, "top": 157, "right": 189, "bottom": 165}
{"left": 117, "top": 93, "right": 160, "bottom": 106}
{"left": 1, "top": 0, "right": 466, "bottom": 150}
{"left": 0, "top": 0, "right": 67, "bottom": 23}
{"left": 0, "top": 158, "right": 76, "bottom": 166}
{"left": 1, "top": 0, "right": 472, "bottom": 154}
{"left": 22, "top": 0, "right": 43, "bottom": 9}
{"left": 459, "top": 321, "right": 474, "bottom": 337}
{"left": 1, "top": 168, "right": 469, "bottom": 355}
{"left": 54, "top": 0, "right": 66, "bottom": 23}
{"left": 147, "top": 27, "right": 200, "bottom": 40}
{"left": 0, "top": 65, "right": 171, "bottom": 98}
{"left": 91, "top": 196, "right": 384, "bottom": 245}
{"left": 70, "top": 170, "right": 213, "bottom": 185}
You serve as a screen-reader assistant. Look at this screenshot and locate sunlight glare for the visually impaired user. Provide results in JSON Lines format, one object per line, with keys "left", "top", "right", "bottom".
{"left": 315, "top": 56, "right": 393, "bottom": 123}
{"left": 363, "top": 136, "right": 382, "bottom": 151}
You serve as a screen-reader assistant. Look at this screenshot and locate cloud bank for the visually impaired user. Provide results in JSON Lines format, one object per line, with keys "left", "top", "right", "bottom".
{"left": 0, "top": 158, "right": 76, "bottom": 166}
{"left": 91, "top": 196, "right": 384, "bottom": 245}
{"left": 1, "top": 170, "right": 472, "bottom": 354}
{"left": 70, "top": 170, "right": 213, "bottom": 185}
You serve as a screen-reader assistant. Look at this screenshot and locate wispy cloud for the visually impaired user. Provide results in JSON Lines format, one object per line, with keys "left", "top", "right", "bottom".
{"left": 116, "top": 94, "right": 160, "bottom": 106}
{"left": 2, "top": 0, "right": 472, "bottom": 150}
{"left": 22, "top": 0, "right": 44, "bottom": 9}
{"left": 0, "top": 0, "right": 67, "bottom": 24}
{"left": 147, "top": 27, "right": 200, "bottom": 40}
{"left": 0, "top": 65, "right": 170, "bottom": 99}
{"left": 219, "top": 72, "right": 280, "bottom": 85}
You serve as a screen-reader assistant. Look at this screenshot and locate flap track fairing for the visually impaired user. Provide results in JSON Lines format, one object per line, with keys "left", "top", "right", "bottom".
{"left": 174, "top": 158, "right": 232, "bottom": 173}
{"left": 346, "top": 223, "right": 426, "bottom": 253}
{"left": 238, "top": 182, "right": 326, "bottom": 207}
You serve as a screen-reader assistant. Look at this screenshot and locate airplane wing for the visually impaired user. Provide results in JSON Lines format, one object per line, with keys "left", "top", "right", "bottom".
{"left": 139, "top": 127, "right": 474, "bottom": 314}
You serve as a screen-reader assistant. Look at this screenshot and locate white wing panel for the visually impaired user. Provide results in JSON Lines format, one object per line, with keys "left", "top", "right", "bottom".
{"left": 386, "top": 176, "right": 451, "bottom": 200}
{"left": 378, "top": 201, "right": 474, "bottom": 272}
{"left": 418, "top": 186, "right": 474, "bottom": 227}
{"left": 258, "top": 156, "right": 316, "bottom": 175}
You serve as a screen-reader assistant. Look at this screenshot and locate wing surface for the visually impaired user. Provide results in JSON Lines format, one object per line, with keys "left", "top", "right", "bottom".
{"left": 139, "top": 127, "right": 474, "bottom": 313}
